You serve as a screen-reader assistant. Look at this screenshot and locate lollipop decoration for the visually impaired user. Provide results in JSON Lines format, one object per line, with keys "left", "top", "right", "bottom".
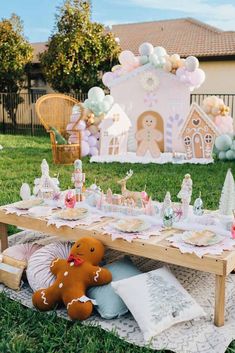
{"left": 71, "top": 159, "right": 85, "bottom": 202}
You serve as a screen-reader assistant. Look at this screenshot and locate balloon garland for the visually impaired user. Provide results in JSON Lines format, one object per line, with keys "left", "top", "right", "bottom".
{"left": 102, "top": 42, "right": 205, "bottom": 90}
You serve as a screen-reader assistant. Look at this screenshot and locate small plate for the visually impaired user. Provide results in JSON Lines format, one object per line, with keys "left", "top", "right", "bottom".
{"left": 14, "top": 199, "right": 43, "bottom": 210}
{"left": 28, "top": 206, "right": 53, "bottom": 218}
{"left": 56, "top": 208, "right": 88, "bottom": 221}
{"left": 182, "top": 230, "right": 224, "bottom": 247}
{"left": 112, "top": 218, "right": 151, "bottom": 233}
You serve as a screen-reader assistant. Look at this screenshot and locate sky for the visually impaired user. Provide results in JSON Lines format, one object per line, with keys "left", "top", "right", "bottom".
{"left": 1, "top": 0, "right": 235, "bottom": 43}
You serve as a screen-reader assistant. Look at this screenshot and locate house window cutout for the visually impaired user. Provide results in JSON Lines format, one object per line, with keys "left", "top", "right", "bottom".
{"left": 109, "top": 137, "right": 120, "bottom": 155}
{"left": 204, "top": 134, "right": 212, "bottom": 144}
{"left": 184, "top": 136, "right": 191, "bottom": 146}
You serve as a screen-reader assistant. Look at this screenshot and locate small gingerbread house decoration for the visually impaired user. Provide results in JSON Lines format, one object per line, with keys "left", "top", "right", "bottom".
{"left": 180, "top": 103, "right": 220, "bottom": 159}
{"left": 99, "top": 103, "right": 131, "bottom": 156}
{"left": 33, "top": 159, "right": 60, "bottom": 198}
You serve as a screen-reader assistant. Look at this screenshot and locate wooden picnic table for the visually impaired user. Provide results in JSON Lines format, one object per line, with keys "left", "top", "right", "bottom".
{"left": 0, "top": 204, "right": 234, "bottom": 327}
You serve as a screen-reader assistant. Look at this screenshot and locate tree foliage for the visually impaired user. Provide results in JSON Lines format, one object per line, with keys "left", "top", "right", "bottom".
{"left": 40, "top": 0, "right": 120, "bottom": 92}
{"left": 0, "top": 14, "right": 33, "bottom": 124}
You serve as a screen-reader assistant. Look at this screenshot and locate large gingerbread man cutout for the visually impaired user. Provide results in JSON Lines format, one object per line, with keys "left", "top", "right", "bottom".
{"left": 136, "top": 114, "right": 163, "bottom": 158}
{"left": 32, "top": 237, "right": 112, "bottom": 320}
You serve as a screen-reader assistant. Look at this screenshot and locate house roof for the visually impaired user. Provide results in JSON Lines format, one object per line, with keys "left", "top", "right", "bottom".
{"left": 99, "top": 103, "right": 131, "bottom": 135}
{"left": 111, "top": 17, "right": 235, "bottom": 58}
{"left": 179, "top": 102, "right": 220, "bottom": 137}
{"left": 31, "top": 17, "right": 235, "bottom": 64}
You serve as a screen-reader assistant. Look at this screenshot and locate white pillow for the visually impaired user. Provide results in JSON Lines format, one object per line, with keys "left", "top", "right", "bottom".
{"left": 111, "top": 266, "right": 205, "bottom": 341}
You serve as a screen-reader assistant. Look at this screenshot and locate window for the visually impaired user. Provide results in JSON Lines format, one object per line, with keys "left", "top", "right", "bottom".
{"left": 184, "top": 136, "right": 191, "bottom": 146}
{"left": 109, "top": 137, "right": 119, "bottom": 155}
{"left": 204, "top": 134, "right": 212, "bottom": 144}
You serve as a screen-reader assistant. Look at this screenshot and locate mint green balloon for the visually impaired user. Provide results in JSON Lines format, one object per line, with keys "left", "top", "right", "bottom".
{"left": 230, "top": 140, "right": 235, "bottom": 151}
{"left": 226, "top": 149, "right": 235, "bottom": 160}
{"left": 215, "top": 134, "right": 232, "bottom": 151}
{"left": 218, "top": 151, "right": 227, "bottom": 160}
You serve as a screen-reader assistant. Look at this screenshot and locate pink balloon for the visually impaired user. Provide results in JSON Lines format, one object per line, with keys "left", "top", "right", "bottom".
{"left": 77, "top": 120, "right": 86, "bottom": 131}
{"left": 102, "top": 72, "right": 114, "bottom": 87}
{"left": 84, "top": 129, "right": 91, "bottom": 137}
{"left": 81, "top": 140, "right": 90, "bottom": 157}
{"left": 90, "top": 146, "right": 99, "bottom": 156}
{"left": 214, "top": 115, "right": 233, "bottom": 134}
{"left": 88, "top": 135, "right": 97, "bottom": 147}
{"left": 80, "top": 131, "right": 88, "bottom": 141}
{"left": 176, "top": 67, "right": 185, "bottom": 77}
{"left": 119, "top": 50, "right": 135, "bottom": 65}
{"left": 190, "top": 68, "right": 205, "bottom": 86}
{"left": 68, "top": 134, "right": 79, "bottom": 144}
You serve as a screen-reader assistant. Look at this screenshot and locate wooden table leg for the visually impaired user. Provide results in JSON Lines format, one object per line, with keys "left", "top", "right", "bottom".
{"left": 0, "top": 222, "right": 8, "bottom": 251}
{"left": 214, "top": 274, "right": 226, "bottom": 327}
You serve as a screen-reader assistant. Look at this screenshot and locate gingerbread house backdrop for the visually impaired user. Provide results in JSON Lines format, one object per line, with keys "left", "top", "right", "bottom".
{"left": 109, "top": 64, "right": 191, "bottom": 153}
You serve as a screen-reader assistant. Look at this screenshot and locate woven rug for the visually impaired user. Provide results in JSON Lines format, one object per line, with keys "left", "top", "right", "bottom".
{"left": 1, "top": 230, "right": 235, "bottom": 353}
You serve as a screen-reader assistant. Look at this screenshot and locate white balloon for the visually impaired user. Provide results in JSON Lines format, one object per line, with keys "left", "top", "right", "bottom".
{"left": 138, "top": 42, "right": 154, "bottom": 56}
{"left": 154, "top": 46, "right": 167, "bottom": 57}
{"left": 185, "top": 56, "right": 199, "bottom": 72}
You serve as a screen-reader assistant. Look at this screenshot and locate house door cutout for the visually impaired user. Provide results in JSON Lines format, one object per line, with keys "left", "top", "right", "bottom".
{"left": 136, "top": 111, "right": 164, "bottom": 152}
{"left": 193, "top": 133, "right": 204, "bottom": 158}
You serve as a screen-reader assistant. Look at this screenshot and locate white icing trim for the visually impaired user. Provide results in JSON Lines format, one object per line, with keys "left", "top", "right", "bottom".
{"left": 41, "top": 290, "right": 49, "bottom": 305}
{"left": 94, "top": 268, "right": 101, "bottom": 282}
{"left": 50, "top": 258, "right": 59, "bottom": 268}
{"left": 67, "top": 295, "right": 97, "bottom": 309}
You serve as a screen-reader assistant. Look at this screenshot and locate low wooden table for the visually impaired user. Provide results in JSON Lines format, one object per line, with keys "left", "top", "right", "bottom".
{"left": 0, "top": 204, "right": 234, "bottom": 327}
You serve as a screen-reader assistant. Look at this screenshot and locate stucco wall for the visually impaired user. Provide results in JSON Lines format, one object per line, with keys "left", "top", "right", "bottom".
{"left": 195, "top": 60, "right": 235, "bottom": 94}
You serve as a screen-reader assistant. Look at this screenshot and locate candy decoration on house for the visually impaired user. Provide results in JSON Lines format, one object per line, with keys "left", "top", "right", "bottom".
{"left": 214, "top": 134, "right": 235, "bottom": 161}
{"left": 180, "top": 103, "right": 220, "bottom": 160}
{"left": 20, "top": 183, "right": 31, "bottom": 200}
{"left": 193, "top": 192, "right": 204, "bottom": 216}
{"left": 202, "top": 96, "right": 233, "bottom": 134}
{"left": 33, "top": 159, "right": 60, "bottom": 199}
{"left": 71, "top": 159, "right": 85, "bottom": 202}
{"left": 177, "top": 174, "right": 193, "bottom": 219}
{"left": 219, "top": 169, "right": 235, "bottom": 217}
{"left": 99, "top": 103, "right": 131, "bottom": 156}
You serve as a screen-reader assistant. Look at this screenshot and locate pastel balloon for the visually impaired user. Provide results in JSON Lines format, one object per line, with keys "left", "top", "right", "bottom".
{"left": 215, "top": 134, "right": 232, "bottom": 151}
{"left": 103, "top": 95, "right": 114, "bottom": 106}
{"left": 138, "top": 42, "right": 154, "bottom": 56}
{"left": 102, "top": 72, "right": 114, "bottom": 87}
{"left": 139, "top": 55, "right": 149, "bottom": 65}
{"left": 230, "top": 141, "right": 235, "bottom": 151}
{"left": 149, "top": 53, "right": 160, "bottom": 67}
{"left": 88, "top": 135, "right": 97, "bottom": 147}
{"left": 88, "top": 125, "right": 99, "bottom": 135}
{"left": 84, "top": 129, "right": 91, "bottom": 137}
{"left": 226, "top": 149, "right": 235, "bottom": 160}
{"left": 99, "top": 100, "right": 110, "bottom": 113}
{"left": 154, "top": 46, "right": 167, "bottom": 57}
{"left": 88, "top": 87, "right": 105, "bottom": 102}
{"left": 214, "top": 115, "right": 233, "bottom": 134}
{"left": 185, "top": 56, "right": 199, "bottom": 72}
{"left": 190, "top": 69, "right": 205, "bottom": 86}
{"left": 83, "top": 99, "right": 90, "bottom": 109}
{"left": 81, "top": 140, "right": 90, "bottom": 157}
{"left": 80, "top": 131, "right": 88, "bottom": 141}
{"left": 77, "top": 120, "right": 86, "bottom": 131}
{"left": 119, "top": 50, "right": 135, "bottom": 65}
{"left": 90, "top": 146, "right": 99, "bottom": 156}
{"left": 218, "top": 151, "right": 227, "bottom": 160}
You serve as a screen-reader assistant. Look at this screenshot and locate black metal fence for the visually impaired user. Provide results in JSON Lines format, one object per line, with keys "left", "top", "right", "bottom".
{"left": 0, "top": 92, "right": 234, "bottom": 135}
{"left": 0, "top": 91, "right": 88, "bottom": 136}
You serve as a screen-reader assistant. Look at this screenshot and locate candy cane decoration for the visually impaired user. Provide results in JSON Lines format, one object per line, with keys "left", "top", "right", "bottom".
{"left": 165, "top": 114, "right": 184, "bottom": 152}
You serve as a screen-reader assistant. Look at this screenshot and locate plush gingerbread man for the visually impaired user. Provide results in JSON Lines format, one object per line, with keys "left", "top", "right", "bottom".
{"left": 136, "top": 115, "right": 163, "bottom": 158}
{"left": 32, "top": 237, "right": 112, "bottom": 320}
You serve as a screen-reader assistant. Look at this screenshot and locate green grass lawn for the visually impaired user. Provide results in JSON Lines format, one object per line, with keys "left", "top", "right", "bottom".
{"left": 0, "top": 134, "right": 235, "bottom": 353}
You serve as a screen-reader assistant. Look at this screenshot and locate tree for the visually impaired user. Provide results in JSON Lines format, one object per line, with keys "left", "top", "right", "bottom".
{"left": 0, "top": 14, "right": 33, "bottom": 125}
{"left": 219, "top": 169, "right": 235, "bottom": 216}
{"left": 40, "top": 0, "right": 120, "bottom": 93}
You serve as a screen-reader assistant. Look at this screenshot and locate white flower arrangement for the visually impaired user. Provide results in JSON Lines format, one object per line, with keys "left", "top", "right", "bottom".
{"left": 140, "top": 72, "right": 160, "bottom": 92}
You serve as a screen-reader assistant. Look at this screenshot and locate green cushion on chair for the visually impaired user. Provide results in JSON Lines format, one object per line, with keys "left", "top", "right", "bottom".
{"left": 50, "top": 126, "right": 67, "bottom": 145}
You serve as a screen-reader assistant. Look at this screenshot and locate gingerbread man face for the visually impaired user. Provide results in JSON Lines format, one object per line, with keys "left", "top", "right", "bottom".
{"left": 142, "top": 115, "right": 157, "bottom": 129}
{"left": 69, "top": 237, "right": 104, "bottom": 265}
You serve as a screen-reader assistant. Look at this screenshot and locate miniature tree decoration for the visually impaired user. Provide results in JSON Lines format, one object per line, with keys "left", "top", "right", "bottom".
{"left": 219, "top": 169, "right": 235, "bottom": 216}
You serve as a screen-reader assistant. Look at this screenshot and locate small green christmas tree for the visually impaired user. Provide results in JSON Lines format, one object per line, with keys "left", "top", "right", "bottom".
{"left": 219, "top": 169, "right": 235, "bottom": 216}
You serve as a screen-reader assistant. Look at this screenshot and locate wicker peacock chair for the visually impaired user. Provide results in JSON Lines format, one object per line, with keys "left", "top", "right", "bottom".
{"left": 35, "top": 93, "right": 83, "bottom": 165}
